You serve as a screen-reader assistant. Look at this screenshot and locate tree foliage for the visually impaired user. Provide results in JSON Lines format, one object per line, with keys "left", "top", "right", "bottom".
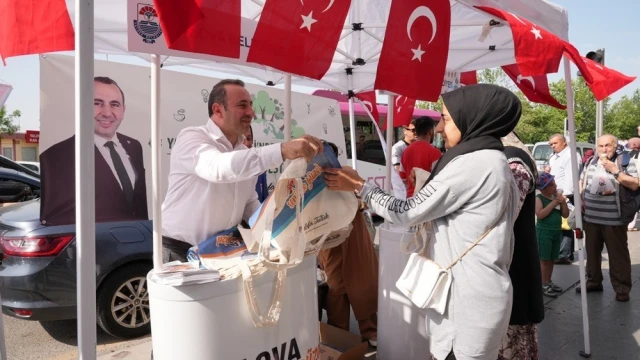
{"left": 0, "top": 106, "right": 20, "bottom": 136}
{"left": 426, "top": 68, "right": 638, "bottom": 144}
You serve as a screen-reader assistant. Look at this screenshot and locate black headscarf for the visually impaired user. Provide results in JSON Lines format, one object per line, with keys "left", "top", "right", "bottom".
{"left": 426, "top": 84, "right": 522, "bottom": 182}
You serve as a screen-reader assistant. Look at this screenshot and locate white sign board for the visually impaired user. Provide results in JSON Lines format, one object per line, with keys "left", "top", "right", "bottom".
{"left": 39, "top": 54, "right": 345, "bottom": 222}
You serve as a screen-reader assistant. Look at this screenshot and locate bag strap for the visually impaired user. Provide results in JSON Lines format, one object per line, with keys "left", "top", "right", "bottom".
{"left": 444, "top": 189, "right": 511, "bottom": 270}
{"left": 241, "top": 262, "right": 286, "bottom": 327}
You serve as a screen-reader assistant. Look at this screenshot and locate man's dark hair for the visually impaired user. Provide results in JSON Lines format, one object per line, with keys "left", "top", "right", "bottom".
{"left": 414, "top": 116, "right": 435, "bottom": 137}
{"left": 94, "top": 76, "right": 125, "bottom": 105}
{"left": 208, "top": 79, "right": 246, "bottom": 117}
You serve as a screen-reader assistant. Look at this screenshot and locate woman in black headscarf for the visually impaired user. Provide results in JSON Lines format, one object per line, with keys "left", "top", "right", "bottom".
{"left": 325, "top": 84, "right": 522, "bottom": 360}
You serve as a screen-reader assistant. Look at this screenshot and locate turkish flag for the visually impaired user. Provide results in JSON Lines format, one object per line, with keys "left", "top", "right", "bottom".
{"left": 382, "top": 96, "right": 416, "bottom": 130}
{"left": 460, "top": 71, "right": 478, "bottom": 85}
{"left": 477, "top": 6, "right": 564, "bottom": 77}
{"left": 375, "top": 0, "right": 451, "bottom": 101}
{"left": 356, "top": 91, "right": 380, "bottom": 124}
{"left": 247, "top": 0, "right": 351, "bottom": 79}
{"left": 0, "top": 0, "right": 74, "bottom": 65}
{"left": 153, "top": 0, "right": 241, "bottom": 59}
{"left": 502, "top": 64, "right": 566, "bottom": 109}
{"left": 581, "top": 58, "right": 636, "bottom": 101}
{"left": 562, "top": 42, "right": 636, "bottom": 101}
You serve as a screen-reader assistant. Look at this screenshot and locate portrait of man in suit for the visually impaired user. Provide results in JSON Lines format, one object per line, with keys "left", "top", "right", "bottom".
{"left": 40, "top": 76, "right": 148, "bottom": 225}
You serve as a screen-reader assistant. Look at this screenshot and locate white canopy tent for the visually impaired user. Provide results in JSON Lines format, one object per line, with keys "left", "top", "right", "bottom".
{"left": 16, "top": 0, "right": 592, "bottom": 358}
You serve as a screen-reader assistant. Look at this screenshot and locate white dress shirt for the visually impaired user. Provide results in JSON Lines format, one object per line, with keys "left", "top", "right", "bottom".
{"left": 162, "top": 120, "right": 284, "bottom": 246}
{"left": 548, "top": 146, "right": 580, "bottom": 196}
{"left": 94, "top": 134, "right": 137, "bottom": 189}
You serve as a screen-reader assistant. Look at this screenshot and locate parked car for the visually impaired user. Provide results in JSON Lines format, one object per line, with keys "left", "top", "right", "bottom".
{"left": 16, "top": 161, "right": 40, "bottom": 173}
{"left": 0, "top": 164, "right": 153, "bottom": 339}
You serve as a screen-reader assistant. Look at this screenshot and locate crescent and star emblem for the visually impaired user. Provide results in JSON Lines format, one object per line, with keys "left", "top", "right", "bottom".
{"left": 516, "top": 75, "right": 536, "bottom": 89}
{"left": 406, "top": 6, "right": 438, "bottom": 62}
{"left": 299, "top": 0, "right": 335, "bottom": 32}
{"left": 395, "top": 96, "right": 408, "bottom": 109}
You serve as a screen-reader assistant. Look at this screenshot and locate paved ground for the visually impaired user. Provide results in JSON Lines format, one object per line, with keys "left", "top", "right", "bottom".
{"left": 2, "top": 316, "right": 150, "bottom": 360}
{"left": 6, "top": 230, "right": 640, "bottom": 359}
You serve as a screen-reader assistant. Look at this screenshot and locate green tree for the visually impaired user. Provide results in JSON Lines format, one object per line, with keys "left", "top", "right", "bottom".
{"left": 604, "top": 89, "right": 640, "bottom": 140}
{"left": 0, "top": 106, "right": 20, "bottom": 136}
{"left": 251, "top": 90, "right": 275, "bottom": 120}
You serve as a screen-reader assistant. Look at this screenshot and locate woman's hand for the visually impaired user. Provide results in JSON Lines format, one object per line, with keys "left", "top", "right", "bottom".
{"left": 323, "top": 166, "right": 364, "bottom": 192}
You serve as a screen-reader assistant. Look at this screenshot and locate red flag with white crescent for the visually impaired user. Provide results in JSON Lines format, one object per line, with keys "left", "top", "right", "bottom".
{"left": 375, "top": 0, "right": 451, "bottom": 101}
{"left": 477, "top": 6, "right": 565, "bottom": 77}
{"left": 502, "top": 64, "right": 566, "bottom": 109}
{"left": 356, "top": 91, "right": 380, "bottom": 124}
{"left": 0, "top": 0, "right": 74, "bottom": 65}
{"left": 247, "top": 0, "right": 351, "bottom": 79}
{"left": 381, "top": 96, "right": 416, "bottom": 130}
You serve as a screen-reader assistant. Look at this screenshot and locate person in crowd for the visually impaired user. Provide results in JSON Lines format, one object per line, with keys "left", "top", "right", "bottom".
{"left": 391, "top": 119, "right": 417, "bottom": 198}
{"left": 317, "top": 142, "right": 379, "bottom": 348}
{"left": 243, "top": 125, "right": 269, "bottom": 202}
{"left": 582, "top": 149, "right": 595, "bottom": 166}
{"left": 535, "top": 173, "right": 570, "bottom": 298}
{"left": 160, "top": 79, "right": 323, "bottom": 262}
{"left": 40, "top": 76, "right": 148, "bottom": 225}
{"left": 497, "top": 132, "right": 544, "bottom": 360}
{"left": 578, "top": 134, "right": 638, "bottom": 302}
{"left": 400, "top": 116, "right": 441, "bottom": 198}
{"left": 547, "top": 134, "right": 581, "bottom": 265}
{"left": 324, "top": 84, "right": 521, "bottom": 360}
{"left": 625, "top": 137, "right": 640, "bottom": 231}
{"left": 356, "top": 134, "right": 366, "bottom": 158}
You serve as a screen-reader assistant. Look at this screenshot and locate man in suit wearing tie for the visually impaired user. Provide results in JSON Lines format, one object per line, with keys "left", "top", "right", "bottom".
{"left": 40, "top": 76, "right": 148, "bottom": 225}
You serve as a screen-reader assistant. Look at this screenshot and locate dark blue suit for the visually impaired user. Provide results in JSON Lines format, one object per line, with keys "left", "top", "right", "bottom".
{"left": 255, "top": 172, "right": 268, "bottom": 203}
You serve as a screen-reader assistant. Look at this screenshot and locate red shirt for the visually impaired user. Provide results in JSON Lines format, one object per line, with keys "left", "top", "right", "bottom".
{"left": 401, "top": 140, "right": 442, "bottom": 197}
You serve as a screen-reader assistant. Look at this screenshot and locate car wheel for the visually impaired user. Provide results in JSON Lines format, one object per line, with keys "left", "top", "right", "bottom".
{"left": 97, "top": 263, "right": 152, "bottom": 338}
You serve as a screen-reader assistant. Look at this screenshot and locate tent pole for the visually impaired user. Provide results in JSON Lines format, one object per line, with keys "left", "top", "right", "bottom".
{"left": 563, "top": 55, "right": 591, "bottom": 358}
{"left": 347, "top": 73, "right": 357, "bottom": 169}
{"left": 284, "top": 75, "right": 291, "bottom": 142}
{"left": 151, "top": 54, "right": 163, "bottom": 271}
{"left": 385, "top": 95, "right": 394, "bottom": 217}
{"left": 75, "top": 0, "right": 96, "bottom": 358}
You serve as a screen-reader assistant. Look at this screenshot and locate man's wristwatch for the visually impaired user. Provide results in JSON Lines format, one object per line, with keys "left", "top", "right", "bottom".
{"left": 614, "top": 171, "right": 621, "bottom": 179}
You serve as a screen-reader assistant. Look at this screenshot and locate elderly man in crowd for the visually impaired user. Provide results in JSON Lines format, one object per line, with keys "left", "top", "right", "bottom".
{"left": 578, "top": 134, "right": 638, "bottom": 302}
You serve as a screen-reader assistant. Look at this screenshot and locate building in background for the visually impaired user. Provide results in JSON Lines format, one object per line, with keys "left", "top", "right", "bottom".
{"left": 0, "top": 130, "right": 39, "bottom": 162}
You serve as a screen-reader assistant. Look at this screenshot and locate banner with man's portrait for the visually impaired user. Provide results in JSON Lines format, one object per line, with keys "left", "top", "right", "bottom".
{"left": 39, "top": 54, "right": 345, "bottom": 225}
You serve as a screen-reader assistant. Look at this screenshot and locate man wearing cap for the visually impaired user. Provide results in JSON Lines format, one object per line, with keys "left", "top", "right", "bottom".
{"left": 535, "top": 172, "right": 569, "bottom": 298}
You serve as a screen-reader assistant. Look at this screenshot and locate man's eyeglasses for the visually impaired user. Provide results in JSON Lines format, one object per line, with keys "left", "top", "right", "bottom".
{"left": 404, "top": 127, "right": 416, "bottom": 133}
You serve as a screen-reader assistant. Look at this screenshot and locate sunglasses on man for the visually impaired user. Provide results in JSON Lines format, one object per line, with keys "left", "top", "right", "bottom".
{"left": 404, "top": 126, "right": 416, "bottom": 133}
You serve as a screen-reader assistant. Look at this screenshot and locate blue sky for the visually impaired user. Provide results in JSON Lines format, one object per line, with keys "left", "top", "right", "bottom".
{"left": 0, "top": 0, "right": 638, "bottom": 133}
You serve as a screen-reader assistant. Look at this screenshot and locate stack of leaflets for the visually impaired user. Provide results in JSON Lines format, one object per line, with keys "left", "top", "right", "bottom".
{"left": 150, "top": 261, "right": 220, "bottom": 286}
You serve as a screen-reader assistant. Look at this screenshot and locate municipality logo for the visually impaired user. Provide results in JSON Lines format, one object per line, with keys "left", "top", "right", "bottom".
{"left": 134, "top": 4, "right": 162, "bottom": 44}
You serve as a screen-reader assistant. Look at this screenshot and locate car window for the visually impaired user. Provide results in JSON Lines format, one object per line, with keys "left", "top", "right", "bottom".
{"left": 20, "top": 164, "right": 39, "bottom": 172}
{"left": 533, "top": 144, "right": 552, "bottom": 161}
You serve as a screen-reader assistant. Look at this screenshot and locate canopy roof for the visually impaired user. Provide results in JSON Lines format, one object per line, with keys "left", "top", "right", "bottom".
{"left": 68, "top": 0, "right": 569, "bottom": 93}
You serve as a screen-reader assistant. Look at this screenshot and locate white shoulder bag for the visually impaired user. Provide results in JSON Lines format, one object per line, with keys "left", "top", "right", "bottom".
{"left": 396, "top": 196, "right": 509, "bottom": 315}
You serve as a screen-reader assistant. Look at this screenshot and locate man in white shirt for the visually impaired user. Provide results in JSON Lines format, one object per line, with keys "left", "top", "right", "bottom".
{"left": 390, "top": 120, "right": 416, "bottom": 199}
{"left": 548, "top": 133, "right": 581, "bottom": 264}
{"left": 161, "top": 79, "right": 322, "bottom": 262}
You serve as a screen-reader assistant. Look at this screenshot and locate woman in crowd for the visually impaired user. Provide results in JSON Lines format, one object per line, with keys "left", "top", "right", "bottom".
{"left": 317, "top": 142, "right": 379, "bottom": 347}
{"left": 324, "top": 84, "right": 522, "bottom": 360}
{"left": 498, "top": 132, "right": 545, "bottom": 359}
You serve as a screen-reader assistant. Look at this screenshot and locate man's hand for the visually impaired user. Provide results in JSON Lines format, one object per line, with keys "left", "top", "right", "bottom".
{"left": 281, "top": 135, "right": 323, "bottom": 162}
{"left": 600, "top": 158, "right": 618, "bottom": 174}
